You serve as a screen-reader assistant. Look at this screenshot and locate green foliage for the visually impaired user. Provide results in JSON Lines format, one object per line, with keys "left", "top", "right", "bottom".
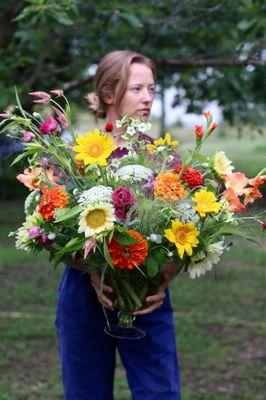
{"left": 0, "top": 0, "right": 265, "bottom": 127}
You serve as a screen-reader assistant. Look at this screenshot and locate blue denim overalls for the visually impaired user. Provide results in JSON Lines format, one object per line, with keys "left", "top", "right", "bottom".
{"left": 55, "top": 266, "right": 181, "bottom": 400}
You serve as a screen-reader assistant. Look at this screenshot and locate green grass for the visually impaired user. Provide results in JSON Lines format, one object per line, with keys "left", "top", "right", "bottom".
{"left": 0, "top": 199, "right": 265, "bottom": 399}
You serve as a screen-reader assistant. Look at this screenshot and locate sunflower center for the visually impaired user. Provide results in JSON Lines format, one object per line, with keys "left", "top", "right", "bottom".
{"left": 87, "top": 143, "right": 103, "bottom": 157}
{"left": 86, "top": 209, "right": 106, "bottom": 228}
{"left": 175, "top": 230, "right": 187, "bottom": 244}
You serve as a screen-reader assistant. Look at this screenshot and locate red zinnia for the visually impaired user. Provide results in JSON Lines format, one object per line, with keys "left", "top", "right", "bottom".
{"left": 173, "top": 164, "right": 203, "bottom": 189}
{"left": 107, "top": 230, "right": 148, "bottom": 270}
{"left": 39, "top": 187, "right": 68, "bottom": 221}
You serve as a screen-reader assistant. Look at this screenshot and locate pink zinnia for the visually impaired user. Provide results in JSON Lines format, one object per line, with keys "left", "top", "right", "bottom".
{"left": 40, "top": 116, "right": 60, "bottom": 135}
{"left": 112, "top": 186, "right": 137, "bottom": 222}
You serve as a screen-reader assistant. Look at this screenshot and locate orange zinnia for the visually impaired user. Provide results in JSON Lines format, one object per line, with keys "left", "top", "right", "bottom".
{"left": 39, "top": 187, "right": 68, "bottom": 221}
{"left": 154, "top": 172, "right": 187, "bottom": 203}
{"left": 107, "top": 230, "right": 148, "bottom": 270}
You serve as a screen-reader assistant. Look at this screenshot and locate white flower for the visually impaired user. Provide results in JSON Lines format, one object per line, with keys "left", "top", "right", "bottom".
{"left": 213, "top": 151, "right": 234, "bottom": 176}
{"left": 188, "top": 241, "right": 225, "bottom": 279}
{"left": 78, "top": 202, "right": 115, "bottom": 238}
{"left": 175, "top": 202, "right": 200, "bottom": 224}
{"left": 116, "top": 120, "right": 123, "bottom": 128}
{"left": 167, "top": 251, "right": 173, "bottom": 257}
{"left": 48, "top": 233, "right": 56, "bottom": 240}
{"left": 126, "top": 126, "right": 136, "bottom": 136}
{"left": 14, "top": 212, "right": 42, "bottom": 252}
{"left": 73, "top": 188, "right": 79, "bottom": 196}
{"left": 147, "top": 234, "right": 162, "bottom": 244}
{"left": 156, "top": 145, "right": 166, "bottom": 152}
{"left": 117, "top": 164, "right": 153, "bottom": 182}
{"left": 78, "top": 186, "right": 113, "bottom": 206}
{"left": 137, "top": 122, "right": 147, "bottom": 133}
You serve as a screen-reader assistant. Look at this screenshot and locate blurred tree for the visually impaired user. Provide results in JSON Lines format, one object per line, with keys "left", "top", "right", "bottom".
{"left": 0, "top": 0, "right": 265, "bottom": 127}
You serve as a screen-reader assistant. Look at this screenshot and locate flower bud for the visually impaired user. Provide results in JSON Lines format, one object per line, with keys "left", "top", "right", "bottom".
{"left": 40, "top": 157, "right": 49, "bottom": 168}
{"left": 23, "top": 131, "right": 35, "bottom": 143}
{"left": 105, "top": 122, "right": 113, "bottom": 132}
{"left": 28, "top": 226, "right": 41, "bottom": 238}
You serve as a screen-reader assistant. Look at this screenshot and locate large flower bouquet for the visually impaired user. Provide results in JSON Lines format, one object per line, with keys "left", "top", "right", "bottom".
{"left": 1, "top": 90, "right": 265, "bottom": 335}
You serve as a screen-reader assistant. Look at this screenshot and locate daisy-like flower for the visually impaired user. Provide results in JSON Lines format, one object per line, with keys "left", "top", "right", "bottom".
{"left": 72, "top": 129, "right": 117, "bottom": 166}
{"left": 213, "top": 151, "right": 234, "bottom": 176}
{"left": 126, "top": 126, "right": 136, "bottom": 136}
{"left": 78, "top": 186, "right": 113, "bottom": 206}
{"left": 188, "top": 241, "right": 225, "bottom": 279}
{"left": 78, "top": 202, "right": 115, "bottom": 238}
{"left": 192, "top": 189, "right": 222, "bottom": 218}
{"left": 117, "top": 164, "right": 153, "bottom": 182}
{"left": 164, "top": 220, "right": 199, "bottom": 259}
{"left": 146, "top": 132, "right": 179, "bottom": 154}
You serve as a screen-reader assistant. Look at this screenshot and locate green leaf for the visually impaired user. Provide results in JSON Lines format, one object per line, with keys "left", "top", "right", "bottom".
{"left": 120, "top": 12, "right": 143, "bottom": 28}
{"left": 10, "top": 150, "right": 33, "bottom": 167}
{"left": 54, "top": 205, "right": 82, "bottom": 222}
{"left": 56, "top": 237, "right": 85, "bottom": 255}
{"left": 52, "top": 12, "right": 74, "bottom": 26}
{"left": 116, "top": 231, "right": 139, "bottom": 245}
{"left": 146, "top": 256, "right": 159, "bottom": 278}
{"left": 103, "top": 239, "right": 114, "bottom": 269}
{"left": 15, "top": 87, "right": 28, "bottom": 120}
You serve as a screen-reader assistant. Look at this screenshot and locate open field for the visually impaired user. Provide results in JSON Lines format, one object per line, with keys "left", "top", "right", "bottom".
{"left": 0, "top": 200, "right": 265, "bottom": 400}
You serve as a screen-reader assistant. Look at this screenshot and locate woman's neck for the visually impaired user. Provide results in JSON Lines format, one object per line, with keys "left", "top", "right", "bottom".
{"left": 105, "top": 109, "right": 125, "bottom": 147}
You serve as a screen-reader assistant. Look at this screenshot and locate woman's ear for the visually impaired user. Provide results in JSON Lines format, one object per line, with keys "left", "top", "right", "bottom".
{"left": 104, "top": 94, "right": 114, "bottom": 105}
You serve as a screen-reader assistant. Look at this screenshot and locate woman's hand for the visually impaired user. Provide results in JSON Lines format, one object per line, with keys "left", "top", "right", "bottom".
{"left": 90, "top": 270, "right": 114, "bottom": 311}
{"left": 133, "top": 262, "right": 180, "bottom": 316}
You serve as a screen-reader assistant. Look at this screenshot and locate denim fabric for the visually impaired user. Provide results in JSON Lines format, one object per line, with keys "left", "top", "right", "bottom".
{"left": 55, "top": 266, "right": 181, "bottom": 400}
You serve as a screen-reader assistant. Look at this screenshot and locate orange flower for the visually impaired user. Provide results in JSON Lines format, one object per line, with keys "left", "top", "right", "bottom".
{"left": 39, "top": 187, "right": 68, "bottom": 221}
{"left": 194, "top": 125, "right": 203, "bottom": 140}
{"left": 222, "top": 172, "right": 249, "bottom": 196}
{"left": 154, "top": 172, "right": 187, "bottom": 203}
{"left": 108, "top": 230, "right": 148, "bottom": 270}
{"left": 17, "top": 167, "right": 61, "bottom": 190}
{"left": 243, "top": 175, "right": 266, "bottom": 206}
{"left": 221, "top": 188, "right": 246, "bottom": 212}
{"left": 202, "top": 111, "right": 211, "bottom": 119}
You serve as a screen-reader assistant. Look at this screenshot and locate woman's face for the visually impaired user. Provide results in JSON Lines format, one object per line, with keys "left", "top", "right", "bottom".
{"left": 118, "top": 62, "right": 155, "bottom": 119}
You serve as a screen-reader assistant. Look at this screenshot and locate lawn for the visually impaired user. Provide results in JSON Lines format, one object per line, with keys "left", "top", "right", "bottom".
{"left": 0, "top": 200, "right": 265, "bottom": 400}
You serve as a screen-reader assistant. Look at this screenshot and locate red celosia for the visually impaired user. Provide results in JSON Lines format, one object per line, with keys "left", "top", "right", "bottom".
{"left": 39, "top": 187, "right": 68, "bottom": 221}
{"left": 210, "top": 122, "right": 218, "bottom": 133}
{"left": 107, "top": 230, "right": 148, "bottom": 270}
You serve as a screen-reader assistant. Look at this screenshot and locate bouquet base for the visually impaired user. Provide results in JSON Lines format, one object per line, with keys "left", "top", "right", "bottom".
{"left": 104, "top": 310, "right": 145, "bottom": 339}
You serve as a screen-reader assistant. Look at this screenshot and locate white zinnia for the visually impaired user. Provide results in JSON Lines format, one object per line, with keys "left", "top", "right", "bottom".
{"left": 78, "top": 186, "right": 113, "bottom": 206}
{"left": 117, "top": 165, "right": 153, "bottom": 182}
{"left": 213, "top": 151, "right": 234, "bottom": 175}
{"left": 188, "top": 241, "right": 225, "bottom": 279}
{"left": 78, "top": 202, "right": 115, "bottom": 238}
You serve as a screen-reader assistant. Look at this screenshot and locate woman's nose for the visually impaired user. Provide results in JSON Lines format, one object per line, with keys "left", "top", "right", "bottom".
{"left": 142, "top": 89, "right": 153, "bottom": 103}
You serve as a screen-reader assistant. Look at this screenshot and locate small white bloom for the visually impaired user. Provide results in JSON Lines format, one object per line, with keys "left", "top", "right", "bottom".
{"left": 48, "top": 233, "right": 56, "bottom": 240}
{"left": 126, "top": 126, "right": 136, "bottom": 136}
{"left": 73, "top": 188, "right": 79, "bottom": 196}
{"left": 188, "top": 241, "right": 225, "bottom": 279}
{"left": 137, "top": 122, "right": 147, "bottom": 133}
{"left": 78, "top": 186, "right": 113, "bottom": 206}
{"left": 167, "top": 251, "right": 173, "bottom": 257}
{"left": 175, "top": 202, "right": 200, "bottom": 224}
{"left": 148, "top": 234, "right": 163, "bottom": 244}
{"left": 156, "top": 145, "right": 166, "bottom": 152}
{"left": 116, "top": 120, "right": 123, "bottom": 128}
{"left": 117, "top": 165, "right": 153, "bottom": 183}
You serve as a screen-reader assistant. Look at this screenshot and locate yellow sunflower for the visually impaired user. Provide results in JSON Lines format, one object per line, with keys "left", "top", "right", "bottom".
{"left": 72, "top": 129, "right": 117, "bottom": 166}
{"left": 192, "top": 189, "right": 222, "bottom": 218}
{"left": 164, "top": 220, "right": 199, "bottom": 259}
{"left": 78, "top": 202, "right": 115, "bottom": 237}
{"left": 146, "top": 132, "right": 179, "bottom": 154}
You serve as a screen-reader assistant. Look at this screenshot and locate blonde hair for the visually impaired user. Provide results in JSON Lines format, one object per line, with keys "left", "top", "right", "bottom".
{"left": 85, "top": 50, "right": 156, "bottom": 119}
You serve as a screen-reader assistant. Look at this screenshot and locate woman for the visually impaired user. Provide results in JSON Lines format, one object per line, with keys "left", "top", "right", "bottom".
{"left": 55, "top": 50, "right": 181, "bottom": 400}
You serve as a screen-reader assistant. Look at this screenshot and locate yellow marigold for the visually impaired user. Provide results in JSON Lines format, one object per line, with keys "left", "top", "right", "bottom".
{"left": 72, "top": 129, "right": 117, "bottom": 166}
{"left": 192, "top": 189, "right": 221, "bottom": 218}
{"left": 154, "top": 172, "right": 187, "bottom": 203}
{"left": 146, "top": 132, "right": 179, "bottom": 154}
{"left": 164, "top": 220, "right": 199, "bottom": 259}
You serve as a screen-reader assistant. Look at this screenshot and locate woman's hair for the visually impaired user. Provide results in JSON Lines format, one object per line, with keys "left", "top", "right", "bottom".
{"left": 85, "top": 50, "right": 156, "bottom": 119}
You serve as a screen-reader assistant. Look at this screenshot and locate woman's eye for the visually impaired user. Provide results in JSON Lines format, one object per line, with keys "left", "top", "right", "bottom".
{"left": 132, "top": 87, "right": 140, "bottom": 92}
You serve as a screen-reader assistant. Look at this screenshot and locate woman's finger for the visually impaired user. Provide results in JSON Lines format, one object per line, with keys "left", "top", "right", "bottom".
{"left": 133, "top": 300, "right": 163, "bottom": 316}
{"left": 145, "top": 291, "right": 165, "bottom": 303}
